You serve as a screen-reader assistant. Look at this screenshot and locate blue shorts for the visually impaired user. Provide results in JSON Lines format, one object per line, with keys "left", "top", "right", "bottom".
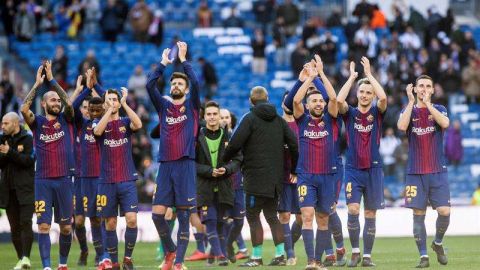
{"left": 404, "top": 172, "right": 450, "bottom": 210}
{"left": 278, "top": 184, "right": 300, "bottom": 214}
{"left": 345, "top": 167, "right": 385, "bottom": 210}
{"left": 297, "top": 173, "right": 336, "bottom": 214}
{"left": 35, "top": 177, "right": 73, "bottom": 225}
{"left": 74, "top": 177, "right": 84, "bottom": 216}
{"left": 334, "top": 164, "right": 344, "bottom": 203}
{"left": 81, "top": 177, "right": 100, "bottom": 218}
{"left": 226, "top": 189, "right": 246, "bottom": 219}
{"left": 153, "top": 158, "right": 196, "bottom": 207}
{"left": 97, "top": 181, "right": 138, "bottom": 217}
{"left": 199, "top": 193, "right": 228, "bottom": 223}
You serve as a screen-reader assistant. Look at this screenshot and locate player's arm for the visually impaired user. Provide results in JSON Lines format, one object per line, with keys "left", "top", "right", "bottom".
{"left": 314, "top": 54, "right": 338, "bottom": 117}
{"left": 283, "top": 119, "right": 299, "bottom": 174}
{"left": 72, "top": 76, "right": 91, "bottom": 127}
{"left": 222, "top": 139, "right": 243, "bottom": 177}
{"left": 86, "top": 67, "right": 105, "bottom": 97}
{"left": 397, "top": 83, "right": 415, "bottom": 132}
{"left": 424, "top": 92, "right": 450, "bottom": 129}
{"left": 120, "top": 88, "right": 143, "bottom": 131}
{"left": 146, "top": 48, "right": 171, "bottom": 113}
{"left": 223, "top": 114, "right": 252, "bottom": 163}
{"left": 337, "top": 61, "right": 358, "bottom": 114}
{"left": 93, "top": 99, "right": 113, "bottom": 136}
{"left": 1, "top": 135, "right": 35, "bottom": 168}
{"left": 45, "top": 60, "right": 74, "bottom": 122}
{"left": 21, "top": 65, "right": 45, "bottom": 126}
{"left": 293, "top": 63, "right": 316, "bottom": 119}
{"left": 284, "top": 66, "right": 308, "bottom": 111}
{"left": 178, "top": 41, "right": 201, "bottom": 109}
{"left": 150, "top": 123, "right": 160, "bottom": 139}
{"left": 361, "top": 56, "right": 387, "bottom": 113}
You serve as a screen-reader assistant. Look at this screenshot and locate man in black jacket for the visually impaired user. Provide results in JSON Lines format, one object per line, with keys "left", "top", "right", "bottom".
{"left": 196, "top": 101, "right": 242, "bottom": 266}
{"left": 223, "top": 86, "right": 299, "bottom": 267}
{"left": 0, "top": 112, "right": 35, "bottom": 270}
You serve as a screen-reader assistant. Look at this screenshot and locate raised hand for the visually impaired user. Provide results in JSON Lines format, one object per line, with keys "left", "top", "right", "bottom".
{"left": 76, "top": 75, "right": 83, "bottom": 90}
{"left": 177, "top": 41, "right": 188, "bottom": 62}
{"left": 35, "top": 65, "right": 45, "bottom": 85}
{"left": 120, "top": 87, "right": 128, "bottom": 105}
{"left": 44, "top": 60, "right": 53, "bottom": 81}
{"left": 314, "top": 54, "right": 324, "bottom": 75}
{"left": 350, "top": 61, "right": 358, "bottom": 79}
{"left": 161, "top": 48, "right": 174, "bottom": 66}
{"left": 406, "top": 83, "right": 415, "bottom": 103}
{"left": 305, "top": 61, "right": 317, "bottom": 78}
{"left": 91, "top": 67, "right": 98, "bottom": 86}
{"left": 360, "top": 56, "right": 371, "bottom": 76}
{"left": 0, "top": 141, "right": 9, "bottom": 154}
{"left": 422, "top": 89, "right": 432, "bottom": 106}
{"left": 86, "top": 69, "right": 93, "bottom": 89}
{"left": 299, "top": 66, "right": 308, "bottom": 82}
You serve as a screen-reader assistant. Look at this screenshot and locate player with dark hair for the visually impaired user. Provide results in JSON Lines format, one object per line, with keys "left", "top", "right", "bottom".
{"left": 293, "top": 59, "right": 339, "bottom": 270}
{"left": 146, "top": 41, "right": 201, "bottom": 270}
{"left": 93, "top": 88, "right": 143, "bottom": 270}
{"left": 337, "top": 57, "right": 387, "bottom": 267}
{"left": 397, "top": 75, "right": 451, "bottom": 268}
{"left": 21, "top": 61, "right": 75, "bottom": 270}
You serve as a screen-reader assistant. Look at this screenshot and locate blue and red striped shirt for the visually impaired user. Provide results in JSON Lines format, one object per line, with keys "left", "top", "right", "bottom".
{"left": 405, "top": 104, "right": 448, "bottom": 174}
{"left": 284, "top": 120, "right": 299, "bottom": 183}
{"left": 29, "top": 113, "right": 75, "bottom": 178}
{"left": 296, "top": 113, "right": 339, "bottom": 174}
{"left": 79, "top": 119, "right": 101, "bottom": 177}
{"left": 343, "top": 105, "right": 384, "bottom": 169}
{"left": 95, "top": 118, "right": 138, "bottom": 183}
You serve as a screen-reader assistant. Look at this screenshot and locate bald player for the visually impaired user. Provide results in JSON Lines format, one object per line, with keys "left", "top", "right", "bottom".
{"left": 0, "top": 112, "right": 35, "bottom": 270}
{"left": 21, "top": 61, "right": 75, "bottom": 270}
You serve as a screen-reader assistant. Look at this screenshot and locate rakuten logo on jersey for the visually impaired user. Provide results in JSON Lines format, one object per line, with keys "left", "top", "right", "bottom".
{"left": 166, "top": 115, "right": 187, "bottom": 125}
{"left": 354, "top": 123, "right": 373, "bottom": 133}
{"left": 412, "top": 126, "right": 435, "bottom": 136}
{"left": 304, "top": 130, "right": 329, "bottom": 139}
{"left": 104, "top": 138, "right": 128, "bottom": 147}
{"left": 84, "top": 134, "right": 96, "bottom": 143}
{"left": 40, "top": 131, "right": 65, "bottom": 143}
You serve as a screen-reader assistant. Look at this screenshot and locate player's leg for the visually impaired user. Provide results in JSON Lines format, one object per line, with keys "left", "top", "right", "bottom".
{"left": 74, "top": 177, "right": 88, "bottom": 265}
{"left": 278, "top": 183, "right": 295, "bottom": 264}
{"left": 315, "top": 174, "right": 335, "bottom": 268}
{"left": 328, "top": 170, "right": 345, "bottom": 266}
{"left": 35, "top": 179, "right": 54, "bottom": 269}
{"left": 314, "top": 212, "right": 330, "bottom": 268}
{"left": 83, "top": 177, "right": 104, "bottom": 265}
{"left": 404, "top": 174, "right": 429, "bottom": 268}
{"left": 240, "top": 194, "right": 264, "bottom": 267}
{"left": 298, "top": 174, "right": 318, "bottom": 269}
{"left": 202, "top": 205, "right": 224, "bottom": 262}
{"left": 291, "top": 214, "right": 303, "bottom": 244}
{"left": 17, "top": 201, "right": 34, "bottom": 269}
{"left": 232, "top": 189, "right": 249, "bottom": 260}
{"left": 186, "top": 210, "right": 208, "bottom": 261}
{"left": 98, "top": 183, "right": 120, "bottom": 266}
{"left": 6, "top": 193, "right": 23, "bottom": 263}
{"left": 53, "top": 178, "right": 73, "bottom": 269}
{"left": 264, "top": 194, "right": 285, "bottom": 266}
{"left": 119, "top": 181, "right": 139, "bottom": 270}
{"left": 429, "top": 172, "right": 451, "bottom": 265}
{"left": 345, "top": 169, "right": 363, "bottom": 267}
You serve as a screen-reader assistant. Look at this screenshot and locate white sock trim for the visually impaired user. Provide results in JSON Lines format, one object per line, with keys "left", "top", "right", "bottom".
{"left": 352, "top": 247, "right": 361, "bottom": 253}
{"left": 363, "top": 254, "right": 371, "bottom": 258}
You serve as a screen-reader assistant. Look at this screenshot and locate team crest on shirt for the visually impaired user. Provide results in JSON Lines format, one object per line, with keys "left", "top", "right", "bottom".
{"left": 53, "top": 122, "right": 61, "bottom": 130}
{"left": 119, "top": 126, "right": 126, "bottom": 133}
{"left": 299, "top": 196, "right": 304, "bottom": 203}
{"left": 367, "top": 114, "right": 374, "bottom": 122}
{"left": 180, "top": 106, "right": 186, "bottom": 113}
{"left": 17, "top": 145, "right": 24, "bottom": 152}
{"left": 428, "top": 114, "right": 434, "bottom": 121}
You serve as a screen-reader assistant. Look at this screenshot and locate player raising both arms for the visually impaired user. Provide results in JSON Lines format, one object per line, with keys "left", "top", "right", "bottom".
{"left": 93, "top": 88, "right": 143, "bottom": 270}
{"left": 397, "top": 76, "right": 451, "bottom": 268}
{"left": 146, "top": 41, "right": 201, "bottom": 270}
{"left": 21, "top": 61, "right": 75, "bottom": 270}
{"left": 337, "top": 57, "right": 387, "bottom": 267}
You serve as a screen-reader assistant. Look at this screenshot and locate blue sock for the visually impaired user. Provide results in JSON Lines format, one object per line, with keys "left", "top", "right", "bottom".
{"left": 101, "top": 221, "right": 110, "bottom": 260}
{"left": 291, "top": 220, "right": 302, "bottom": 244}
{"left": 194, "top": 233, "right": 206, "bottom": 253}
{"left": 38, "top": 233, "right": 51, "bottom": 267}
{"left": 152, "top": 213, "right": 176, "bottom": 253}
{"left": 236, "top": 232, "right": 246, "bottom": 250}
{"left": 174, "top": 209, "right": 190, "bottom": 264}
{"left": 302, "top": 229, "right": 315, "bottom": 261}
{"left": 413, "top": 215, "right": 427, "bottom": 256}
{"left": 347, "top": 214, "right": 360, "bottom": 250}
{"left": 322, "top": 229, "right": 334, "bottom": 256}
{"left": 218, "top": 223, "right": 227, "bottom": 257}
{"left": 124, "top": 227, "right": 137, "bottom": 258}
{"left": 329, "top": 212, "right": 344, "bottom": 248}
{"left": 105, "top": 230, "right": 118, "bottom": 263}
{"left": 315, "top": 229, "right": 331, "bottom": 261}
{"left": 283, "top": 223, "right": 295, "bottom": 259}
{"left": 363, "top": 218, "right": 376, "bottom": 255}
{"left": 228, "top": 218, "right": 244, "bottom": 251}
{"left": 435, "top": 215, "right": 450, "bottom": 244}
{"left": 205, "top": 220, "right": 223, "bottom": 256}
{"left": 91, "top": 225, "right": 104, "bottom": 259}
{"left": 59, "top": 232, "right": 72, "bottom": 265}
{"left": 75, "top": 225, "right": 88, "bottom": 253}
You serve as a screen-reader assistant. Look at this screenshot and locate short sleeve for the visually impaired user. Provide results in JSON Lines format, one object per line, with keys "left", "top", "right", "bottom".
{"left": 435, "top": 104, "right": 448, "bottom": 116}
{"left": 122, "top": 117, "right": 133, "bottom": 134}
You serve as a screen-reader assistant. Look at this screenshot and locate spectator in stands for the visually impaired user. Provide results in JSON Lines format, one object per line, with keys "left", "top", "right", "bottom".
{"left": 66, "top": 0, "right": 84, "bottom": 39}
{"left": 198, "top": 57, "right": 218, "bottom": 101}
{"left": 251, "top": 29, "right": 267, "bottom": 75}
{"left": 439, "top": 8, "right": 454, "bottom": 36}
{"left": 14, "top": 2, "right": 35, "bottom": 42}
{"left": 444, "top": 120, "right": 463, "bottom": 168}
{"left": 128, "top": 65, "right": 148, "bottom": 102}
{"left": 290, "top": 40, "right": 309, "bottom": 78}
{"left": 439, "top": 60, "right": 461, "bottom": 96}
{"left": 326, "top": 7, "right": 343, "bottom": 28}
{"left": 399, "top": 26, "right": 421, "bottom": 51}
{"left": 55, "top": 4, "right": 70, "bottom": 35}
{"left": 471, "top": 182, "right": 480, "bottom": 205}
{"left": 253, "top": 0, "right": 275, "bottom": 34}
{"left": 272, "top": 17, "right": 288, "bottom": 67}
{"left": 393, "top": 136, "right": 408, "bottom": 182}
{"left": 462, "top": 57, "right": 480, "bottom": 104}
{"left": 197, "top": 0, "right": 212, "bottom": 28}
{"left": 276, "top": 0, "right": 299, "bottom": 37}
{"left": 391, "top": 5, "right": 405, "bottom": 34}
{"left": 148, "top": 10, "right": 164, "bottom": 47}
{"left": 129, "top": 0, "right": 153, "bottom": 42}
{"left": 352, "top": 0, "right": 373, "bottom": 20}
{"left": 316, "top": 31, "right": 337, "bottom": 75}
{"left": 380, "top": 128, "right": 401, "bottom": 177}
{"left": 353, "top": 19, "right": 377, "bottom": 60}
{"left": 78, "top": 49, "right": 100, "bottom": 80}
{"left": 383, "top": 96, "right": 402, "bottom": 131}
{"left": 223, "top": 6, "right": 244, "bottom": 28}
{"left": 301, "top": 17, "right": 318, "bottom": 46}
{"left": 407, "top": 6, "right": 426, "bottom": 39}
{"left": 82, "top": 0, "right": 101, "bottom": 35}
{"left": 52, "top": 45, "right": 68, "bottom": 82}
{"left": 100, "top": 0, "right": 122, "bottom": 42}
{"left": 425, "top": 6, "right": 443, "bottom": 45}
{"left": 39, "top": 11, "right": 58, "bottom": 34}
{"left": 2, "top": 0, "right": 17, "bottom": 49}
{"left": 460, "top": 31, "right": 477, "bottom": 64}
{"left": 0, "top": 71, "right": 15, "bottom": 117}
{"left": 370, "top": 4, "right": 386, "bottom": 29}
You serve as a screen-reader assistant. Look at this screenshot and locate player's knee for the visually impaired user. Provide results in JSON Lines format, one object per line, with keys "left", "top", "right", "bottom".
{"left": 348, "top": 204, "right": 360, "bottom": 215}
{"left": 105, "top": 218, "right": 117, "bottom": 230}
{"left": 315, "top": 213, "right": 329, "bottom": 229}
{"left": 413, "top": 208, "right": 426, "bottom": 216}
{"left": 279, "top": 212, "right": 291, "bottom": 224}
{"left": 90, "top": 217, "right": 101, "bottom": 227}
{"left": 301, "top": 209, "right": 314, "bottom": 226}
{"left": 233, "top": 217, "right": 244, "bottom": 227}
{"left": 126, "top": 216, "right": 137, "bottom": 228}
{"left": 38, "top": 223, "right": 51, "bottom": 233}
{"left": 295, "top": 214, "right": 303, "bottom": 224}
{"left": 75, "top": 216, "right": 85, "bottom": 227}
{"left": 437, "top": 207, "right": 450, "bottom": 216}
{"left": 60, "top": 224, "right": 72, "bottom": 235}
{"left": 364, "top": 209, "right": 376, "bottom": 218}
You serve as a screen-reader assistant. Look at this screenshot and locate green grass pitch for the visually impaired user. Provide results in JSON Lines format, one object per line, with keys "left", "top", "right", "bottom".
{"left": 1, "top": 236, "right": 479, "bottom": 269}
